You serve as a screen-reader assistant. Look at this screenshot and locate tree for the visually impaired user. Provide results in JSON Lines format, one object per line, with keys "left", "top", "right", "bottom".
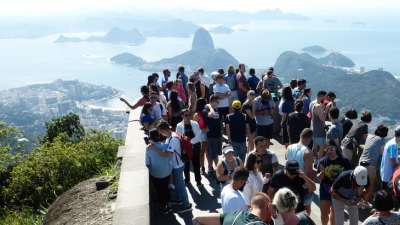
{"left": 42, "top": 113, "right": 85, "bottom": 143}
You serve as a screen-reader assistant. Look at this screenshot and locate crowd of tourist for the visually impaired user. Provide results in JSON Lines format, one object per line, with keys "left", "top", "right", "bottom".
{"left": 121, "top": 64, "right": 400, "bottom": 225}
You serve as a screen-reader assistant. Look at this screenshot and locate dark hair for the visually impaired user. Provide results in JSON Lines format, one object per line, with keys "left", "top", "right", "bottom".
{"left": 375, "top": 125, "right": 389, "bottom": 138}
{"left": 327, "top": 139, "right": 342, "bottom": 157}
{"left": 317, "top": 90, "right": 327, "bottom": 97}
{"left": 141, "top": 102, "right": 153, "bottom": 115}
{"left": 300, "top": 128, "right": 313, "bottom": 140}
{"left": 329, "top": 107, "right": 340, "bottom": 120}
{"left": 245, "top": 154, "right": 258, "bottom": 171}
{"left": 196, "top": 98, "right": 207, "bottom": 112}
{"left": 294, "top": 100, "right": 304, "bottom": 112}
{"left": 254, "top": 136, "right": 266, "bottom": 145}
{"left": 303, "top": 88, "right": 311, "bottom": 97}
{"left": 157, "top": 120, "right": 170, "bottom": 130}
{"left": 282, "top": 86, "right": 293, "bottom": 100}
{"left": 232, "top": 167, "right": 249, "bottom": 182}
{"left": 169, "top": 91, "right": 181, "bottom": 113}
{"left": 227, "top": 65, "right": 235, "bottom": 74}
{"left": 327, "top": 92, "right": 336, "bottom": 99}
{"left": 152, "top": 73, "right": 159, "bottom": 79}
{"left": 162, "top": 69, "right": 170, "bottom": 75}
{"left": 198, "top": 67, "right": 204, "bottom": 74}
{"left": 298, "top": 79, "right": 306, "bottom": 86}
{"left": 373, "top": 190, "right": 394, "bottom": 211}
{"left": 290, "top": 79, "right": 297, "bottom": 88}
{"left": 140, "top": 85, "right": 150, "bottom": 95}
{"left": 395, "top": 127, "right": 400, "bottom": 137}
{"left": 249, "top": 68, "right": 256, "bottom": 75}
{"left": 166, "top": 81, "right": 174, "bottom": 89}
{"left": 209, "top": 94, "right": 219, "bottom": 102}
{"left": 149, "top": 129, "right": 161, "bottom": 142}
{"left": 149, "top": 84, "right": 159, "bottom": 93}
{"left": 147, "top": 75, "right": 155, "bottom": 86}
{"left": 178, "top": 65, "right": 185, "bottom": 72}
{"left": 345, "top": 109, "right": 358, "bottom": 119}
{"left": 218, "top": 68, "right": 225, "bottom": 75}
{"left": 361, "top": 111, "right": 372, "bottom": 123}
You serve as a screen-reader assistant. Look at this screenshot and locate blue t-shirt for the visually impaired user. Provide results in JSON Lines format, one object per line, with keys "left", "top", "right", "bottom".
{"left": 145, "top": 144, "right": 172, "bottom": 178}
{"left": 247, "top": 75, "right": 260, "bottom": 92}
{"left": 380, "top": 138, "right": 399, "bottom": 182}
{"left": 140, "top": 113, "right": 155, "bottom": 125}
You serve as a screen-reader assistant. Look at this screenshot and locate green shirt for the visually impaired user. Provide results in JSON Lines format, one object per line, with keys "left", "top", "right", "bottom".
{"left": 220, "top": 210, "right": 268, "bottom": 225}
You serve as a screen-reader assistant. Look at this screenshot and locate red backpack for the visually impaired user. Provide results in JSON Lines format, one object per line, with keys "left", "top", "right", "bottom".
{"left": 197, "top": 113, "right": 206, "bottom": 130}
{"left": 176, "top": 134, "right": 193, "bottom": 161}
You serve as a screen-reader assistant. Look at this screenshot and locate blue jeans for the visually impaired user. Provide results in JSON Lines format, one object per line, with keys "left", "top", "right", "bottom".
{"left": 173, "top": 166, "right": 189, "bottom": 206}
{"left": 232, "top": 141, "right": 247, "bottom": 162}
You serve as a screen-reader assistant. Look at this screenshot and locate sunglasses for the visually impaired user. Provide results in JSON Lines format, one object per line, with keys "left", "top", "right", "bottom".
{"left": 184, "top": 114, "right": 191, "bottom": 117}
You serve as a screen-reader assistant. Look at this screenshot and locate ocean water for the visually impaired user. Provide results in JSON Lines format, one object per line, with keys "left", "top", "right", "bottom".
{"left": 1, "top": 20, "right": 399, "bottom": 105}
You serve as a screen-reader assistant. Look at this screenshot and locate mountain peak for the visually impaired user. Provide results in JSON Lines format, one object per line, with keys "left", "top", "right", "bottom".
{"left": 192, "top": 27, "right": 215, "bottom": 51}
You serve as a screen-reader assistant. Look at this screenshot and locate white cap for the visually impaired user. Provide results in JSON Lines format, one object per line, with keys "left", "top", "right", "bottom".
{"left": 222, "top": 146, "right": 235, "bottom": 155}
{"left": 353, "top": 166, "right": 368, "bottom": 186}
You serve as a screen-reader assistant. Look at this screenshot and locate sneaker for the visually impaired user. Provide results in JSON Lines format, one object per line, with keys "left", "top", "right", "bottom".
{"left": 177, "top": 204, "right": 192, "bottom": 213}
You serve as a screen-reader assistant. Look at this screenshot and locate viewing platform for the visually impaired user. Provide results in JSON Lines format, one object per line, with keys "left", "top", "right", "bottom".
{"left": 113, "top": 109, "right": 368, "bottom": 225}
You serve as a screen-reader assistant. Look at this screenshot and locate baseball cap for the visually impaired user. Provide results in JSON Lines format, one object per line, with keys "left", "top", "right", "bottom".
{"left": 222, "top": 146, "right": 235, "bottom": 155}
{"left": 232, "top": 100, "right": 242, "bottom": 110}
{"left": 353, "top": 166, "right": 368, "bottom": 186}
{"left": 285, "top": 160, "right": 300, "bottom": 174}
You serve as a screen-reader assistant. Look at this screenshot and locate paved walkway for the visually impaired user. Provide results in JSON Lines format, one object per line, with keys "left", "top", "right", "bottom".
{"left": 150, "top": 137, "right": 372, "bottom": 225}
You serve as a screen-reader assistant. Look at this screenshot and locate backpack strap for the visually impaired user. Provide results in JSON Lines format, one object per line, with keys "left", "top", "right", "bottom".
{"left": 222, "top": 160, "right": 228, "bottom": 175}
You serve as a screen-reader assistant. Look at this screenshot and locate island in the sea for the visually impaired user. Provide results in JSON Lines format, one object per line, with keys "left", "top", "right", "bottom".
{"left": 274, "top": 51, "right": 400, "bottom": 120}
{"left": 55, "top": 27, "right": 145, "bottom": 45}
{"left": 111, "top": 27, "right": 239, "bottom": 72}
{"left": 0, "top": 79, "right": 128, "bottom": 142}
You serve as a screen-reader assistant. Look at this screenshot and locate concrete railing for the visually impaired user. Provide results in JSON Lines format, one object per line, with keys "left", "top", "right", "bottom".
{"left": 113, "top": 110, "right": 150, "bottom": 225}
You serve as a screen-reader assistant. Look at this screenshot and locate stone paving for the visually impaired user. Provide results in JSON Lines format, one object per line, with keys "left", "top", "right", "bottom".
{"left": 150, "top": 138, "right": 370, "bottom": 225}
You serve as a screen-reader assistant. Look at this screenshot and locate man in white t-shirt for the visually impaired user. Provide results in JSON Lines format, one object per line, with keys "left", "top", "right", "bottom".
{"left": 221, "top": 167, "right": 249, "bottom": 213}
{"left": 212, "top": 73, "right": 231, "bottom": 121}
{"left": 158, "top": 121, "right": 192, "bottom": 213}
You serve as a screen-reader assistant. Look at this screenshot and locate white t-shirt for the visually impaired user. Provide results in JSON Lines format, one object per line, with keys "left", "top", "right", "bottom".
{"left": 221, "top": 184, "right": 248, "bottom": 213}
{"left": 165, "top": 132, "right": 184, "bottom": 169}
{"left": 213, "top": 83, "right": 231, "bottom": 108}
{"left": 242, "top": 171, "right": 264, "bottom": 205}
{"left": 200, "top": 74, "right": 212, "bottom": 87}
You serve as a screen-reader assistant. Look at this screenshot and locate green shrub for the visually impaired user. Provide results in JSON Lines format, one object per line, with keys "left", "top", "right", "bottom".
{"left": 5, "top": 130, "right": 121, "bottom": 209}
{"left": 0, "top": 209, "right": 42, "bottom": 225}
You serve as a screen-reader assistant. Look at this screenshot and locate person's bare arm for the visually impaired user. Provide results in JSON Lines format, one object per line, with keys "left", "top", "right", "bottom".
{"left": 299, "top": 171, "right": 316, "bottom": 193}
{"left": 267, "top": 186, "right": 276, "bottom": 199}
{"left": 147, "top": 144, "right": 173, "bottom": 158}
{"left": 304, "top": 150, "right": 314, "bottom": 179}
{"left": 216, "top": 162, "right": 230, "bottom": 182}
{"left": 120, "top": 97, "right": 140, "bottom": 110}
{"left": 193, "top": 214, "right": 221, "bottom": 225}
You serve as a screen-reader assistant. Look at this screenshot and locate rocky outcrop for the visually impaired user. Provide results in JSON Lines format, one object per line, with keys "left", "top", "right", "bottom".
{"left": 141, "top": 28, "right": 238, "bottom": 71}
{"left": 301, "top": 45, "right": 327, "bottom": 55}
{"left": 110, "top": 53, "right": 146, "bottom": 67}
{"left": 43, "top": 177, "right": 115, "bottom": 225}
{"left": 319, "top": 52, "right": 355, "bottom": 68}
{"left": 112, "top": 27, "right": 239, "bottom": 72}
{"left": 54, "top": 35, "right": 82, "bottom": 43}
{"left": 274, "top": 51, "right": 400, "bottom": 119}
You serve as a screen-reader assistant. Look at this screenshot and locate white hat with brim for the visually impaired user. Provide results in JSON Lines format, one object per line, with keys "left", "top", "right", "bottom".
{"left": 353, "top": 166, "right": 368, "bottom": 186}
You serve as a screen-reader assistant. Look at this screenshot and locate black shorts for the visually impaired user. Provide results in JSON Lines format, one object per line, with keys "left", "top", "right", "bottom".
{"left": 248, "top": 118, "right": 257, "bottom": 133}
{"left": 282, "top": 124, "right": 289, "bottom": 144}
{"left": 256, "top": 124, "right": 273, "bottom": 139}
